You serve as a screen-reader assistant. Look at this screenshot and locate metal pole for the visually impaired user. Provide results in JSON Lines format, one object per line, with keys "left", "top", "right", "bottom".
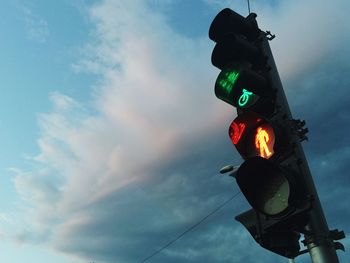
{"left": 260, "top": 32, "right": 340, "bottom": 263}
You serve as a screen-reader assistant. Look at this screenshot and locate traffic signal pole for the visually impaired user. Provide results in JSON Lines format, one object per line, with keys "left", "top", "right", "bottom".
{"left": 209, "top": 8, "right": 344, "bottom": 262}
{"left": 261, "top": 32, "right": 341, "bottom": 263}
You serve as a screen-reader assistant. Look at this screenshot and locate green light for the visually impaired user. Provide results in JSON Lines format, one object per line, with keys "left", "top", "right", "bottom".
{"left": 238, "top": 89, "right": 253, "bottom": 107}
{"left": 236, "top": 88, "right": 259, "bottom": 109}
{"left": 218, "top": 70, "right": 240, "bottom": 95}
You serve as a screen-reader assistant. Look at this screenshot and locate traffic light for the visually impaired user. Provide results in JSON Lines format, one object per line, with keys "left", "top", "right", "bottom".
{"left": 209, "top": 8, "right": 313, "bottom": 259}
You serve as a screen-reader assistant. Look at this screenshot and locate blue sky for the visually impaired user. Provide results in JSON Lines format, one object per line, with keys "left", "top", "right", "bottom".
{"left": 0, "top": 0, "right": 349, "bottom": 262}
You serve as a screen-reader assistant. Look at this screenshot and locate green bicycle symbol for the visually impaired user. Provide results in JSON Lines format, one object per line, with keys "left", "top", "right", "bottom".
{"left": 238, "top": 89, "right": 253, "bottom": 107}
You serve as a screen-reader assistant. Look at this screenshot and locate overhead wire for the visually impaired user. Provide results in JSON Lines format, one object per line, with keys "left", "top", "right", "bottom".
{"left": 140, "top": 191, "right": 242, "bottom": 262}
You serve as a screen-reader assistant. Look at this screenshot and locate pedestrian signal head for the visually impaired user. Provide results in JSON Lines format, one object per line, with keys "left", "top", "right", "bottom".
{"left": 229, "top": 113, "right": 276, "bottom": 160}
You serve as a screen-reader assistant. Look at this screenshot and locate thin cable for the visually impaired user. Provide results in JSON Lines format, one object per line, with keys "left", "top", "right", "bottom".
{"left": 140, "top": 191, "right": 242, "bottom": 263}
{"left": 247, "top": 0, "right": 251, "bottom": 14}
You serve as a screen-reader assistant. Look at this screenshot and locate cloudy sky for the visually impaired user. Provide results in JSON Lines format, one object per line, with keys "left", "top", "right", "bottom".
{"left": 0, "top": 0, "right": 349, "bottom": 262}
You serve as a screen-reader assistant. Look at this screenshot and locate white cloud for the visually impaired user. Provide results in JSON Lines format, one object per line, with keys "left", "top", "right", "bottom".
{"left": 22, "top": 6, "right": 50, "bottom": 43}
{"left": 11, "top": 0, "right": 225, "bottom": 253}
{"left": 254, "top": 0, "right": 350, "bottom": 80}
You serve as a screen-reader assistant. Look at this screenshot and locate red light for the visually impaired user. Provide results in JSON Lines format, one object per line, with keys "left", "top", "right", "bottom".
{"left": 255, "top": 126, "right": 275, "bottom": 159}
{"left": 230, "top": 121, "right": 246, "bottom": 145}
{"left": 229, "top": 113, "right": 278, "bottom": 160}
